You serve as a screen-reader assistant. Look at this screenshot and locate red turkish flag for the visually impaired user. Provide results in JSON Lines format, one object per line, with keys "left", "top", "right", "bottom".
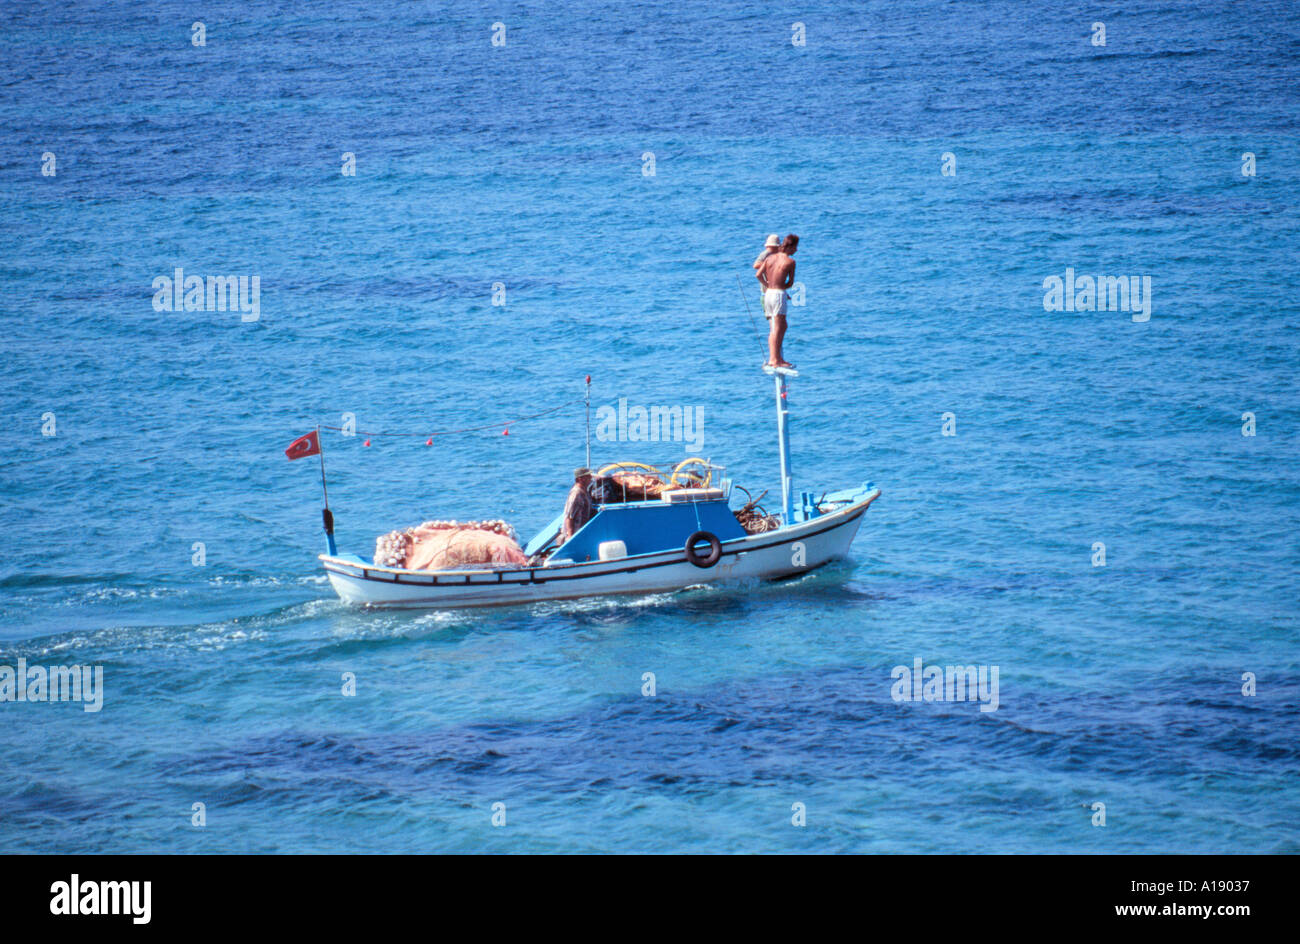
{"left": 285, "top": 430, "right": 321, "bottom": 460}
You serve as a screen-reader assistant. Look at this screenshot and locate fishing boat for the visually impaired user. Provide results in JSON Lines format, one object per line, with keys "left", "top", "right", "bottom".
{"left": 314, "top": 367, "right": 880, "bottom": 607}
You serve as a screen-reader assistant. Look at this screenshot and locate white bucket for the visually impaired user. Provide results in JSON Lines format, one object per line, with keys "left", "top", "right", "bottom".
{"left": 598, "top": 540, "right": 628, "bottom": 561}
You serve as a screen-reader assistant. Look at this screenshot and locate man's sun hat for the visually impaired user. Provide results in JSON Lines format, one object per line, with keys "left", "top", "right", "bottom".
{"left": 764, "top": 234, "right": 781, "bottom": 248}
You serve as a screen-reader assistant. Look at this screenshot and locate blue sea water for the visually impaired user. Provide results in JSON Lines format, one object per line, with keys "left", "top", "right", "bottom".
{"left": 1, "top": 0, "right": 1298, "bottom": 853}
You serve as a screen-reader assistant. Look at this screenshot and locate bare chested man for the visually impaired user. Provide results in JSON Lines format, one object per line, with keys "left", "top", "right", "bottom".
{"left": 759, "top": 234, "right": 798, "bottom": 369}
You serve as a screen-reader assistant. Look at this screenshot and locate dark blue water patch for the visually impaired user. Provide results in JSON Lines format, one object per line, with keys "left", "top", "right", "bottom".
{"left": 153, "top": 663, "right": 1298, "bottom": 813}
{"left": 2, "top": 0, "right": 1298, "bottom": 165}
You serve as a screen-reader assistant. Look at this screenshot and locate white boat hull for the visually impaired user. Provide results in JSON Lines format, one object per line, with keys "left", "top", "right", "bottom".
{"left": 321, "top": 489, "right": 879, "bottom": 609}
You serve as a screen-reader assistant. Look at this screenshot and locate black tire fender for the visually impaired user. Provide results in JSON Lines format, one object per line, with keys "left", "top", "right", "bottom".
{"left": 684, "top": 530, "right": 722, "bottom": 568}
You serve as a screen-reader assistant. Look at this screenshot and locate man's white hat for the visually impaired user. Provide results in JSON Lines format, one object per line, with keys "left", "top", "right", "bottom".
{"left": 764, "top": 234, "right": 781, "bottom": 248}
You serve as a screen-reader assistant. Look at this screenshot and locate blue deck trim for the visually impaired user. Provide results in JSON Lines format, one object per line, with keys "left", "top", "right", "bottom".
{"left": 524, "top": 511, "right": 566, "bottom": 556}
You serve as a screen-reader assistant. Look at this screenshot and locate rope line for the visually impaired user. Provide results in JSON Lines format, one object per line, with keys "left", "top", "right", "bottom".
{"left": 318, "top": 397, "right": 584, "bottom": 440}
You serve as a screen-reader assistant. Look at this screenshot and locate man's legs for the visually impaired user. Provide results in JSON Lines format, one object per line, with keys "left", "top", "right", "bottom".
{"left": 762, "top": 289, "right": 792, "bottom": 367}
{"left": 768, "top": 314, "right": 789, "bottom": 367}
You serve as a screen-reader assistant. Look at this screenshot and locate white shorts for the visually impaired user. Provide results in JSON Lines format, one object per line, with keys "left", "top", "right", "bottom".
{"left": 763, "top": 288, "right": 788, "bottom": 319}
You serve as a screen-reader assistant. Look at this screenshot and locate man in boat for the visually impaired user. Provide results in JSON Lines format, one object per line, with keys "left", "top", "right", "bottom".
{"left": 760, "top": 233, "right": 798, "bottom": 369}
{"left": 560, "top": 467, "right": 595, "bottom": 544}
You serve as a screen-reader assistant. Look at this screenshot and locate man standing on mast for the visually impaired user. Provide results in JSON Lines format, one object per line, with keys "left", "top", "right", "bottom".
{"left": 759, "top": 234, "right": 798, "bottom": 369}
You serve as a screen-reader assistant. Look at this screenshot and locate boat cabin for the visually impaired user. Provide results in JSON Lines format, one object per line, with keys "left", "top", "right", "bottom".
{"left": 545, "top": 489, "right": 746, "bottom": 564}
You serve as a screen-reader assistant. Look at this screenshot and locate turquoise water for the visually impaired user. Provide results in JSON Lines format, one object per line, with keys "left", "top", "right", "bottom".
{"left": 1, "top": 1, "right": 1298, "bottom": 853}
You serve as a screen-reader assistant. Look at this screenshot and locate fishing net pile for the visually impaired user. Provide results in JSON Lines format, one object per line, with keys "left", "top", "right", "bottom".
{"left": 591, "top": 472, "right": 679, "bottom": 503}
{"left": 374, "top": 519, "right": 528, "bottom": 571}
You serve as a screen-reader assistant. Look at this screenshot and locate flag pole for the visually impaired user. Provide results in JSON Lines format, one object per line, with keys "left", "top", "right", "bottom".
{"left": 317, "top": 425, "right": 337, "bottom": 556}
{"left": 584, "top": 375, "right": 592, "bottom": 470}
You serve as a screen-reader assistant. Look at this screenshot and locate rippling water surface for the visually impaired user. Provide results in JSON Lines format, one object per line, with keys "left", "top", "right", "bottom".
{"left": 1, "top": 0, "right": 1298, "bottom": 853}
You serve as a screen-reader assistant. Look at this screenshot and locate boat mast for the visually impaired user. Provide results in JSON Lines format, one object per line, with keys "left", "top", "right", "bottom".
{"left": 770, "top": 369, "right": 795, "bottom": 524}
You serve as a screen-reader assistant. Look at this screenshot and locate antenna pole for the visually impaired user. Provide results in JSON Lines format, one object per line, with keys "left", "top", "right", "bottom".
{"left": 317, "top": 425, "right": 337, "bottom": 556}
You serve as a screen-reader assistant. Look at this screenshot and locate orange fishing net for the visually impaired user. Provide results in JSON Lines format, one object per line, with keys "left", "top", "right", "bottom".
{"left": 375, "top": 520, "right": 528, "bottom": 571}
{"left": 594, "top": 472, "right": 678, "bottom": 503}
